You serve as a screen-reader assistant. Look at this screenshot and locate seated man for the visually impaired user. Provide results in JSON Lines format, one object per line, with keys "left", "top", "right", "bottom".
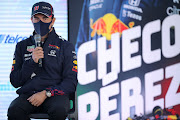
{"left": 7, "top": 1, "right": 78, "bottom": 120}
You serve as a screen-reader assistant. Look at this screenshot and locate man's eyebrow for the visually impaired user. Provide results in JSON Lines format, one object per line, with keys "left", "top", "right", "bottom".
{"left": 34, "top": 16, "right": 39, "bottom": 18}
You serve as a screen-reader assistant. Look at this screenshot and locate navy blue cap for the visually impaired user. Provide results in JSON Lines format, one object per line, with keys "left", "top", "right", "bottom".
{"left": 31, "top": 1, "right": 54, "bottom": 18}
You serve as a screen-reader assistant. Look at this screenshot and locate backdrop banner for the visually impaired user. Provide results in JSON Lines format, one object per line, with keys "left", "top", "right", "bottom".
{"left": 75, "top": 0, "right": 180, "bottom": 119}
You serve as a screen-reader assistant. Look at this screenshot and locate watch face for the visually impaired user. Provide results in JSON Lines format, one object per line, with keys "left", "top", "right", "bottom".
{"left": 46, "top": 91, "right": 51, "bottom": 97}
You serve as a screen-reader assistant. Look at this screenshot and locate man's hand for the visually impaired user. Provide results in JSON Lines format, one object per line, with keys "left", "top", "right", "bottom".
{"left": 32, "top": 47, "right": 44, "bottom": 63}
{"left": 27, "top": 90, "right": 47, "bottom": 107}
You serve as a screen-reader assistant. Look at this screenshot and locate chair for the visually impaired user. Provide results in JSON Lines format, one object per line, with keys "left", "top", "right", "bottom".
{"left": 29, "top": 92, "right": 78, "bottom": 120}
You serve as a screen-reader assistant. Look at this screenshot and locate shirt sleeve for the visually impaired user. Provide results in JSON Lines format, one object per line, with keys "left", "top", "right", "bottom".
{"left": 10, "top": 42, "right": 40, "bottom": 88}
{"left": 46, "top": 42, "right": 78, "bottom": 96}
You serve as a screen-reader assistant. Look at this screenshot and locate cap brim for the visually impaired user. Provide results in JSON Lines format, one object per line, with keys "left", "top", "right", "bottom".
{"left": 31, "top": 12, "right": 51, "bottom": 18}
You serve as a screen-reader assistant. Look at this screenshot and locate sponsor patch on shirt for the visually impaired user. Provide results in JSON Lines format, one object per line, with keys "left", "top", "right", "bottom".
{"left": 11, "top": 66, "right": 14, "bottom": 71}
{"left": 73, "top": 55, "right": 77, "bottom": 59}
{"left": 27, "top": 45, "right": 35, "bottom": 52}
{"left": 24, "top": 53, "right": 32, "bottom": 57}
{"left": 73, "top": 60, "right": 77, "bottom": 65}
{"left": 72, "top": 51, "right": 76, "bottom": 54}
{"left": 72, "top": 60, "right": 77, "bottom": 72}
{"left": 48, "top": 50, "right": 57, "bottom": 57}
{"left": 48, "top": 44, "right": 60, "bottom": 50}
{"left": 73, "top": 66, "right": 77, "bottom": 69}
{"left": 13, "top": 60, "right": 15, "bottom": 64}
{"left": 24, "top": 57, "right": 31, "bottom": 61}
{"left": 72, "top": 50, "right": 77, "bottom": 59}
{"left": 72, "top": 68, "right": 77, "bottom": 72}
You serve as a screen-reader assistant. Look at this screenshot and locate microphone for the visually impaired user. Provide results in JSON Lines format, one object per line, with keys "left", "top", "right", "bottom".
{"left": 34, "top": 34, "right": 42, "bottom": 67}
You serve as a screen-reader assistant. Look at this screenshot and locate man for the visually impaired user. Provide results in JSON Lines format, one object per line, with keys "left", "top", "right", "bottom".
{"left": 7, "top": 1, "right": 78, "bottom": 120}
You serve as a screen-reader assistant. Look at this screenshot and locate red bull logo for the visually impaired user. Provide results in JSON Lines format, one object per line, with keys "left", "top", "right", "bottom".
{"left": 90, "top": 13, "right": 134, "bottom": 40}
{"left": 48, "top": 44, "right": 60, "bottom": 50}
{"left": 72, "top": 60, "right": 77, "bottom": 72}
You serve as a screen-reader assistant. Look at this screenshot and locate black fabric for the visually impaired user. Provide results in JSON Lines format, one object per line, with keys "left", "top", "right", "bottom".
{"left": 7, "top": 94, "right": 70, "bottom": 120}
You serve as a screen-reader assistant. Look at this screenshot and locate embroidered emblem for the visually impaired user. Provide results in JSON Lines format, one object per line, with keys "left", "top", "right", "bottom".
{"left": 27, "top": 45, "right": 35, "bottom": 52}
{"left": 48, "top": 50, "right": 57, "bottom": 57}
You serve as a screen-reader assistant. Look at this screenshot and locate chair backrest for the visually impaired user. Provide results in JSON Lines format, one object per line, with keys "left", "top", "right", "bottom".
{"left": 69, "top": 91, "right": 75, "bottom": 113}
{"left": 29, "top": 92, "right": 78, "bottom": 120}
{"left": 67, "top": 92, "right": 78, "bottom": 120}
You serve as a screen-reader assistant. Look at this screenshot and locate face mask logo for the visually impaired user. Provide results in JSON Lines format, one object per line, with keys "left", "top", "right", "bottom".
{"left": 33, "top": 20, "right": 52, "bottom": 36}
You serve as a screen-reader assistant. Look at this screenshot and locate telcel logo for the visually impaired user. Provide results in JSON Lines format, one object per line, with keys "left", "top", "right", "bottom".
{"left": 0, "top": 34, "right": 27, "bottom": 43}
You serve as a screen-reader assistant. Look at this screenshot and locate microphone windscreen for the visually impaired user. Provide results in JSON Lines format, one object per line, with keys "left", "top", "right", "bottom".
{"left": 34, "top": 34, "right": 41, "bottom": 42}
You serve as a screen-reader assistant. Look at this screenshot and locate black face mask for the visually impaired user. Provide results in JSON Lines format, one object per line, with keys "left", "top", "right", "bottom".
{"left": 33, "top": 20, "right": 52, "bottom": 36}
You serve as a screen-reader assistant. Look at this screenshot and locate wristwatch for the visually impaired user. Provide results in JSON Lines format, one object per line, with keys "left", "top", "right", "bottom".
{"left": 46, "top": 90, "right": 52, "bottom": 97}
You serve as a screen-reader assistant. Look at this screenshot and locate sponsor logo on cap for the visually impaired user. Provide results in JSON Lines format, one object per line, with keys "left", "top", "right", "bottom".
{"left": 42, "top": 6, "right": 51, "bottom": 10}
{"left": 34, "top": 6, "right": 39, "bottom": 11}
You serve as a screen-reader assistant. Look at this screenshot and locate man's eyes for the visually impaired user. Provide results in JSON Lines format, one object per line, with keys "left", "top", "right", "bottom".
{"left": 34, "top": 17, "right": 48, "bottom": 21}
{"left": 34, "top": 17, "right": 39, "bottom": 20}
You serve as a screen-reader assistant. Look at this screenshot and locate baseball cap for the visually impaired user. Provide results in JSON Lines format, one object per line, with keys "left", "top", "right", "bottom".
{"left": 31, "top": 1, "right": 54, "bottom": 18}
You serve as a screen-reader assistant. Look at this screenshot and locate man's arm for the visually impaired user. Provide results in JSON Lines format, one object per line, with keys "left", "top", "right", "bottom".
{"left": 10, "top": 42, "right": 42, "bottom": 88}
{"left": 27, "top": 90, "right": 47, "bottom": 107}
{"left": 46, "top": 42, "right": 78, "bottom": 96}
